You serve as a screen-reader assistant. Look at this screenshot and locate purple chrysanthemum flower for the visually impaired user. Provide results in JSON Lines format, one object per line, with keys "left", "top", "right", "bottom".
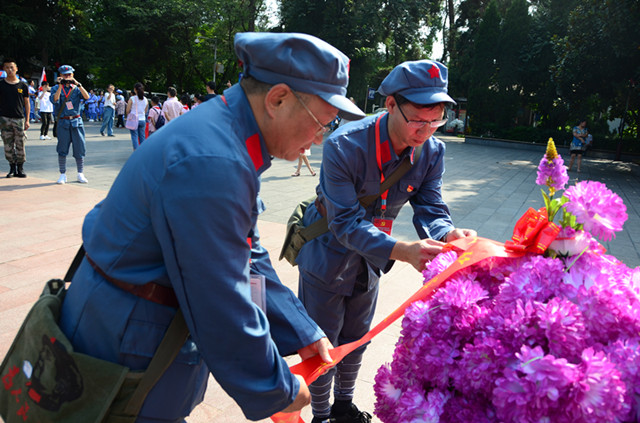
{"left": 397, "top": 387, "right": 449, "bottom": 423}
{"left": 425, "top": 276, "right": 490, "bottom": 340}
{"left": 423, "top": 250, "right": 458, "bottom": 282}
{"left": 495, "top": 255, "right": 568, "bottom": 306}
{"left": 373, "top": 364, "right": 403, "bottom": 422}
{"left": 486, "top": 299, "right": 546, "bottom": 354}
{"left": 451, "top": 336, "right": 511, "bottom": 396}
{"left": 564, "top": 348, "right": 628, "bottom": 422}
{"left": 493, "top": 346, "right": 579, "bottom": 422}
{"left": 440, "top": 396, "right": 496, "bottom": 423}
{"left": 604, "top": 338, "right": 640, "bottom": 422}
{"left": 536, "top": 297, "right": 588, "bottom": 361}
{"left": 564, "top": 181, "right": 628, "bottom": 241}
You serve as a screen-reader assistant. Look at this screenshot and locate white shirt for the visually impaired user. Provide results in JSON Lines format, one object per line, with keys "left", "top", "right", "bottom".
{"left": 104, "top": 92, "right": 116, "bottom": 109}
{"left": 38, "top": 91, "right": 53, "bottom": 113}
{"left": 130, "top": 96, "right": 148, "bottom": 121}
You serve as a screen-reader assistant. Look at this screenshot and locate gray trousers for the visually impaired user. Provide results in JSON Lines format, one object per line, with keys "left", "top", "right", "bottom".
{"left": 298, "top": 265, "right": 379, "bottom": 417}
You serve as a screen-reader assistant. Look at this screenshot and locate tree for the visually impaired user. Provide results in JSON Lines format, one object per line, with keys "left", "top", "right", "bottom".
{"left": 0, "top": 0, "right": 91, "bottom": 80}
{"left": 496, "top": 0, "right": 531, "bottom": 126}
{"left": 466, "top": 0, "right": 501, "bottom": 135}
{"left": 554, "top": 0, "right": 640, "bottom": 137}
{"left": 279, "top": 0, "right": 443, "bottom": 110}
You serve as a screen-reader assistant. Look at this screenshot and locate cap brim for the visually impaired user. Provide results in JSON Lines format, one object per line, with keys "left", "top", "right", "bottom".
{"left": 318, "top": 93, "right": 366, "bottom": 121}
{"left": 402, "top": 91, "right": 456, "bottom": 106}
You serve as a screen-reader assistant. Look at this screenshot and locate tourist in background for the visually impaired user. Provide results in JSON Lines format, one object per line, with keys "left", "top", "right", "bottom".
{"left": 125, "top": 82, "right": 148, "bottom": 150}
{"left": 100, "top": 84, "right": 116, "bottom": 136}
{"left": 37, "top": 81, "right": 53, "bottom": 140}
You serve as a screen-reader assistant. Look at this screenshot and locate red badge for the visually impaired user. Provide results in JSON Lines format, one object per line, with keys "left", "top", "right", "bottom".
{"left": 373, "top": 217, "right": 394, "bottom": 235}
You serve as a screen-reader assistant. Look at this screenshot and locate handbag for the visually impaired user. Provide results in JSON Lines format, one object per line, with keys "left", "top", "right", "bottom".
{"left": 280, "top": 142, "right": 423, "bottom": 266}
{"left": 125, "top": 99, "right": 139, "bottom": 130}
{"left": 0, "top": 247, "right": 189, "bottom": 423}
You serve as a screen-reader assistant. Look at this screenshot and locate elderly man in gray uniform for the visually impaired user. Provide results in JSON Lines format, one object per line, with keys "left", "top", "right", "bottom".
{"left": 295, "top": 60, "right": 477, "bottom": 423}
{"left": 59, "top": 32, "right": 365, "bottom": 422}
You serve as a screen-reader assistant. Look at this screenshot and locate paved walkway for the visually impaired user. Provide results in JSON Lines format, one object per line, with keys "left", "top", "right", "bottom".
{"left": 1, "top": 121, "right": 638, "bottom": 422}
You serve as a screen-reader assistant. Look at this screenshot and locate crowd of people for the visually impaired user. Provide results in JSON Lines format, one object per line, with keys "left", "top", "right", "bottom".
{"left": 1, "top": 65, "right": 235, "bottom": 183}
{"left": 26, "top": 81, "right": 225, "bottom": 127}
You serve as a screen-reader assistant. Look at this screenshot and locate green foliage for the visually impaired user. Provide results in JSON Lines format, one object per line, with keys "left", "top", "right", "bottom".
{"left": 279, "top": 0, "right": 442, "bottom": 109}
{"left": 2, "top": 0, "right": 637, "bottom": 141}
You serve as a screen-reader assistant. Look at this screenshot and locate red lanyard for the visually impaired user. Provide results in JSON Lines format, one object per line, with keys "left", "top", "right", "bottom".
{"left": 61, "top": 85, "right": 72, "bottom": 100}
{"left": 374, "top": 114, "right": 389, "bottom": 215}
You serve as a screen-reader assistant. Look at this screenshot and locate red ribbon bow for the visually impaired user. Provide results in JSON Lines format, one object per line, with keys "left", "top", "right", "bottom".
{"left": 504, "top": 207, "right": 560, "bottom": 254}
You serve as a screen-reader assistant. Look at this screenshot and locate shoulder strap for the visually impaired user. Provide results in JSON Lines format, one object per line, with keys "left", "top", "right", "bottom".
{"left": 62, "top": 244, "right": 189, "bottom": 415}
{"left": 122, "top": 308, "right": 189, "bottom": 415}
{"left": 358, "top": 142, "right": 423, "bottom": 208}
{"left": 64, "top": 244, "right": 86, "bottom": 282}
{"left": 299, "top": 142, "right": 423, "bottom": 241}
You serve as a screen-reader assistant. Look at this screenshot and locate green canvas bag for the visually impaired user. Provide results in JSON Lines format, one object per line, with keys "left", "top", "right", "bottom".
{"left": 0, "top": 248, "right": 188, "bottom": 423}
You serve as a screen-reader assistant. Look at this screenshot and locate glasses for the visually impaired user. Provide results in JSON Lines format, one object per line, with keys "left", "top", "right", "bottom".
{"left": 291, "top": 90, "right": 333, "bottom": 136}
{"left": 396, "top": 103, "right": 447, "bottom": 129}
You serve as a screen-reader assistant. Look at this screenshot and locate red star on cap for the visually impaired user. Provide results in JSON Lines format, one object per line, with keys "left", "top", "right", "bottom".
{"left": 428, "top": 64, "right": 440, "bottom": 79}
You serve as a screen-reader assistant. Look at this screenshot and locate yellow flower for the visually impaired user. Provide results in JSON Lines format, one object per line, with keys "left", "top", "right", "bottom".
{"left": 545, "top": 138, "right": 558, "bottom": 161}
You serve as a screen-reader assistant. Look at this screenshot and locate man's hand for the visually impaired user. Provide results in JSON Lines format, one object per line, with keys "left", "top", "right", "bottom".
{"left": 24, "top": 121, "right": 30, "bottom": 130}
{"left": 280, "top": 374, "right": 310, "bottom": 413}
{"left": 390, "top": 239, "right": 446, "bottom": 272}
{"left": 297, "top": 337, "right": 333, "bottom": 363}
{"left": 444, "top": 228, "right": 477, "bottom": 243}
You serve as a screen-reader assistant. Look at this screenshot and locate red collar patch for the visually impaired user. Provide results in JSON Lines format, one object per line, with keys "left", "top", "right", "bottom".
{"left": 245, "top": 134, "right": 263, "bottom": 171}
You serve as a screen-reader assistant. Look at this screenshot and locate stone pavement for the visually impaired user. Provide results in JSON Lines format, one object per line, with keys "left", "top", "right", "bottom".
{"left": 1, "top": 121, "right": 638, "bottom": 422}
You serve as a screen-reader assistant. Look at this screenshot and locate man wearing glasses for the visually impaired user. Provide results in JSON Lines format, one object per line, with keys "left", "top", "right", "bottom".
{"left": 295, "top": 60, "right": 476, "bottom": 423}
{"left": 59, "top": 32, "right": 366, "bottom": 422}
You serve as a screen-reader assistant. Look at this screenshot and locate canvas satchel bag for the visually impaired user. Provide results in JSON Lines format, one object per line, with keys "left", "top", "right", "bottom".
{"left": 0, "top": 247, "right": 189, "bottom": 423}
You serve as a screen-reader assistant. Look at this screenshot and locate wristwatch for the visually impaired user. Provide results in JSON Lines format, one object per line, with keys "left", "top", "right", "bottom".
{"left": 76, "top": 83, "right": 83, "bottom": 88}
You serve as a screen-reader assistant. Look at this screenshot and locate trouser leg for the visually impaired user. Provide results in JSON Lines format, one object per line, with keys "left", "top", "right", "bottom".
{"left": 299, "top": 262, "right": 379, "bottom": 418}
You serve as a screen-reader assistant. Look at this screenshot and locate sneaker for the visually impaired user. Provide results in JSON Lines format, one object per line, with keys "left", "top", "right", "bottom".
{"left": 39, "top": 135, "right": 45, "bottom": 140}
{"left": 89, "top": 119, "right": 94, "bottom": 122}
{"left": 77, "top": 173, "right": 88, "bottom": 183}
{"left": 56, "top": 174, "right": 67, "bottom": 184}
{"left": 45, "top": 135, "right": 52, "bottom": 140}
{"left": 330, "top": 403, "right": 371, "bottom": 423}
{"left": 101, "top": 132, "right": 105, "bottom": 136}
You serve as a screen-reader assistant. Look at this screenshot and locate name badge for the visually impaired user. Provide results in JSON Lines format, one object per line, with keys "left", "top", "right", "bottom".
{"left": 373, "top": 217, "right": 394, "bottom": 235}
{"left": 250, "top": 274, "right": 266, "bottom": 313}
{"left": 65, "top": 101, "right": 74, "bottom": 110}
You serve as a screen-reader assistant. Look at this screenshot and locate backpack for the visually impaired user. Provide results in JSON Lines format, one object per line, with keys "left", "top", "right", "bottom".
{"left": 153, "top": 106, "right": 165, "bottom": 130}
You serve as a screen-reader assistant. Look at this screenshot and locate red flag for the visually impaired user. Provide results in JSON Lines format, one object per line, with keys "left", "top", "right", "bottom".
{"left": 38, "top": 67, "right": 46, "bottom": 87}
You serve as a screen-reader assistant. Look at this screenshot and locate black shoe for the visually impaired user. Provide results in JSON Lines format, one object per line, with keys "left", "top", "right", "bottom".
{"left": 15, "top": 163, "right": 26, "bottom": 178}
{"left": 6, "top": 163, "right": 16, "bottom": 178}
{"left": 311, "top": 417, "right": 333, "bottom": 423}
{"left": 101, "top": 132, "right": 105, "bottom": 136}
{"left": 330, "top": 403, "right": 371, "bottom": 423}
